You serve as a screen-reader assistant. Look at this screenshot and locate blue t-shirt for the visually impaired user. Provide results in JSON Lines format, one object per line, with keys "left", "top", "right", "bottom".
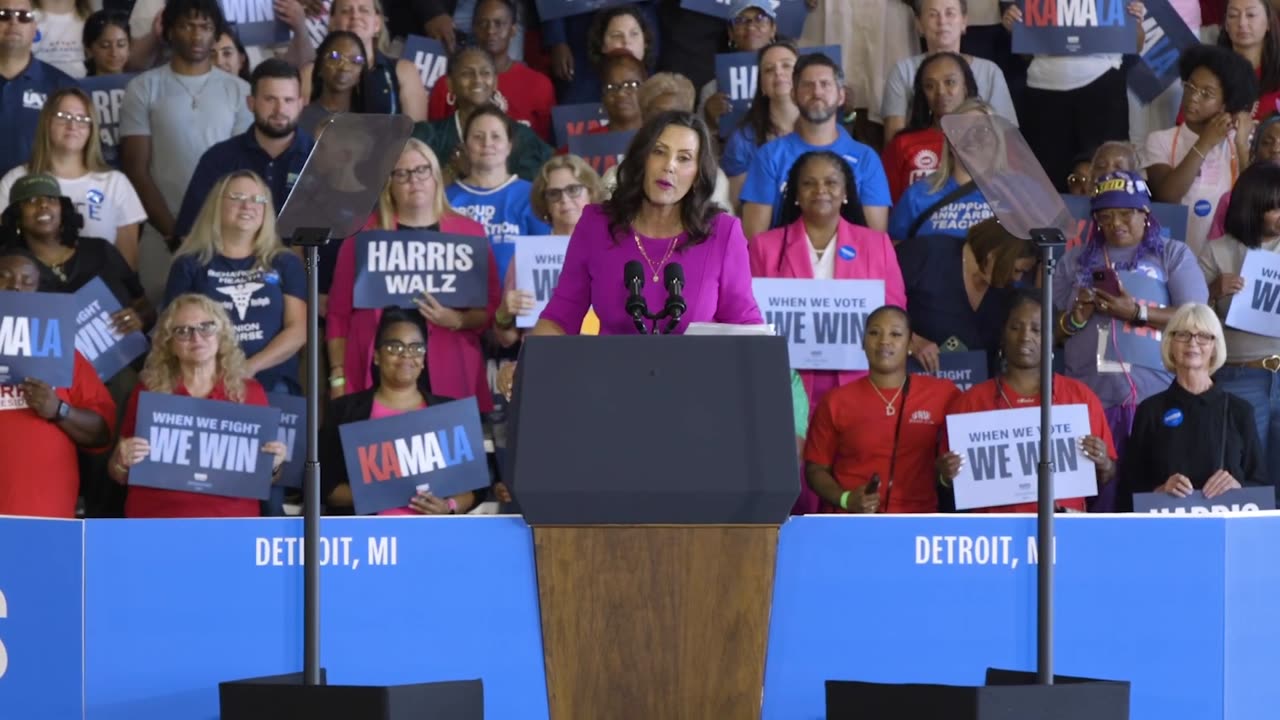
{"left": 0, "top": 59, "right": 77, "bottom": 176}
{"left": 721, "top": 124, "right": 760, "bottom": 178}
{"left": 739, "top": 128, "right": 892, "bottom": 226}
{"left": 887, "top": 176, "right": 992, "bottom": 241}
{"left": 164, "top": 252, "right": 307, "bottom": 393}
{"left": 447, "top": 177, "right": 551, "bottom": 282}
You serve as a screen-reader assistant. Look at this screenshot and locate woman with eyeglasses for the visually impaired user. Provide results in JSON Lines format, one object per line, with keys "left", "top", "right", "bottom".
{"left": 82, "top": 9, "right": 130, "bottom": 77}
{"left": 327, "top": 140, "right": 499, "bottom": 413}
{"left": 1121, "top": 303, "right": 1265, "bottom": 506}
{"left": 0, "top": 87, "right": 146, "bottom": 266}
{"left": 1199, "top": 161, "right": 1280, "bottom": 487}
{"left": 299, "top": 31, "right": 369, "bottom": 137}
{"left": 321, "top": 307, "right": 489, "bottom": 515}
{"left": 109, "top": 294, "right": 288, "bottom": 518}
{"left": 1067, "top": 142, "right": 1142, "bottom": 198}
{"left": 598, "top": 52, "right": 648, "bottom": 135}
{"left": 700, "top": 1, "right": 778, "bottom": 138}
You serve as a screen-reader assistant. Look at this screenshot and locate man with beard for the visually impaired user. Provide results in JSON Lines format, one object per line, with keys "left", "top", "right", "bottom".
{"left": 740, "top": 53, "right": 892, "bottom": 238}
{"left": 120, "top": 0, "right": 251, "bottom": 306}
{"left": 0, "top": 0, "right": 77, "bottom": 177}
{"left": 174, "top": 58, "right": 314, "bottom": 239}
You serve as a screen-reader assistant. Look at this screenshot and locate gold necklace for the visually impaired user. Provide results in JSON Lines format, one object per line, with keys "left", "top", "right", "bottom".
{"left": 870, "top": 380, "right": 905, "bottom": 416}
{"left": 634, "top": 232, "right": 679, "bottom": 282}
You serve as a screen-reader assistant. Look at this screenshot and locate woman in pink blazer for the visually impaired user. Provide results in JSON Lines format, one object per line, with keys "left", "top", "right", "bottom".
{"left": 327, "top": 140, "right": 501, "bottom": 412}
{"left": 750, "top": 151, "right": 907, "bottom": 512}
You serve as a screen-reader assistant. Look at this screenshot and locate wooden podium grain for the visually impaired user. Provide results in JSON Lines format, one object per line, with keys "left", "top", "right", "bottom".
{"left": 533, "top": 525, "right": 779, "bottom": 720}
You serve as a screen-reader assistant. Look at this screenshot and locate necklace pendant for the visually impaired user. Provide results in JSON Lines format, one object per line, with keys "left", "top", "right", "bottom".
{"left": 192, "top": 97, "right": 198, "bottom": 109}
{"left": 886, "top": 405, "right": 896, "bottom": 416}
{"left": 652, "top": 274, "right": 660, "bottom": 282}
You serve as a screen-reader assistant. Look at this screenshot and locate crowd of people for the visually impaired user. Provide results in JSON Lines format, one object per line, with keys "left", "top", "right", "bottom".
{"left": 1, "top": 0, "right": 1277, "bottom": 520}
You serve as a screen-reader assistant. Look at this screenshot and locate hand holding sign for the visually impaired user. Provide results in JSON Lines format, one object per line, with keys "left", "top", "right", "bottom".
{"left": 110, "top": 307, "right": 144, "bottom": 336}
{"left": 263, "top": 440, "right": 287, "bottom": 479}
{"left": 1077, "top": 434, "right": 1114, "bottom": 475}
{"left": 1203, "top": 469, "right": 1243, "bottom": 499}
{"left": 1210, "top": 272, "right": 1245, "bottom": 300}
{"left": 408, "top": 492, "right": 453, "bottom": 515}
{"left": 115, "top": 436, "right": 150, "bottom": 471}
{"left": 414, "top": 292, "right": 464, "bottom": 331}
{"left": 908, "top": 335, "right": 941, "bottom": 373}
{"left": 19, "top": 377, "right": 60, "bottom": 420}
{"left": 503, "top": 289, "right": 536, "bottom": 318}
{"left": 936, "top": 451, "right": 965, "bottom": 486}
{"left": 1156, "top": 473, "right": 1193, "bottom": 498}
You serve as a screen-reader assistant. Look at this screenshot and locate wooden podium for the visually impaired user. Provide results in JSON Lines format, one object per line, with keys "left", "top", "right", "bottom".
{"left": 508, "top": 336, "right": 798, "bottom": 720}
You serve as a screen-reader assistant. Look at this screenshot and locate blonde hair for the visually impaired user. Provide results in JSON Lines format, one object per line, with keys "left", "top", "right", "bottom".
{"left": 638, "top": 72, "right": 695, "bottom": 117}
{"left": 141, "top": 294, "right": 253, "bottom": 403}
{"left": 29, "top": 88, "right": 109, "bottom": 175}
{"left": 1161, "top": 303, "right": 1228, "bottom": 374}
{"left": 176, "top": 171, "right": 285, "bottom": 270}
{"left": 929, "top": 97, "right": 994, "bottom": 194}
{"left": 328, "top": 0, "right": 390, "bottom": 55}
{"left": 377, "top": 139, "right": 457, "bottom": 229}
{"left": 529, "top": 154, "right": 606, "bottom": 221}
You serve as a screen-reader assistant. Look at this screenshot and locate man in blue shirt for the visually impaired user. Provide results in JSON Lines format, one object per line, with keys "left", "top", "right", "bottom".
{"left": 0, "top": 0, "right": 77, "bottom": 176}
{"left": 740, "top": 53, "right": 891, "bottom": 239}
{"left": 174, "top": 58, "right": 314, "bottom": 239}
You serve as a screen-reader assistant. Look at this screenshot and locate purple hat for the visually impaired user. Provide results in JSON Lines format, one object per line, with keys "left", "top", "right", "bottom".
{"left": 1090, "top": 170, "right": 1152, "bottom": 213}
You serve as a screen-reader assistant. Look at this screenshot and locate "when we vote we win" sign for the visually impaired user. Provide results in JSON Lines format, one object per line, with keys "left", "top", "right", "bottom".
{"left": 512, "top": 235, "right": 569, "bottom": 329}
{"left": 1224, "top": 249, "right": 1280, "bottom": 339}
{"left": 947, "top": 404, "right": 1097, "bottom": 511}
{"left": 752, "top": 278, "right": 883, "bottom": 371}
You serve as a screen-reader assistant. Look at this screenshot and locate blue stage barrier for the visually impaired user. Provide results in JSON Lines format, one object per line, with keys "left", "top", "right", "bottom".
{"left": 0, "top": 514, "right": 1277, "bottom": 720}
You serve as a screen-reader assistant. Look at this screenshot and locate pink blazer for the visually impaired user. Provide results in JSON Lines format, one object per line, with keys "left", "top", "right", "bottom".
{"left": 749, "top": 217, "right": 908, "bottom": 403}
{"left": 326, "top": 213, "right": 500, "bottom": 412}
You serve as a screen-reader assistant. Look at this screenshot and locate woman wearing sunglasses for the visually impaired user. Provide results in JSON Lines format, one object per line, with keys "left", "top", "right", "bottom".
{"left": 109, "top": 294, "right": 288, "bottom": 518}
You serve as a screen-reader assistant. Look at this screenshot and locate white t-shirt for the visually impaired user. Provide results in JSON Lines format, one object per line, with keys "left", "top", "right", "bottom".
{"left": 1027, "top": 55, "right": 1121, "bottom": 92}
{"left": 33, "top": 10, "right": 87, "bottom": 78}
{"left": 0, "top": 166, "right": 147, "bottom": 243}
{"left": 1142, "top": 124, "right": 1237, "bottom": 255}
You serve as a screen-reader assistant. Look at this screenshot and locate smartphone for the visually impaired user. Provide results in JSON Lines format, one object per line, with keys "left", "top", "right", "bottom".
{"left": 941, "top": 336, "right": 968, "bottom": 353}
{"left": 864, "top": 473, "right": 881, "bottom": 496}
{"left": 1092, "top": 268, "right": 1122, "bottom": 296}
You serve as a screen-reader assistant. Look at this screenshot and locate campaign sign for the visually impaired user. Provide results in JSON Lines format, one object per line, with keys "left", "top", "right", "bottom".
{"left": 947, "top": 404, "right": 1097, "bottom": 510}
{"left": 403, "top": 34, "right": 448, "bottom": 93}
{"left": 1224, "top": 249, "right": 1280, "bottom": 338}
{"left": 551, "top": 103, "right": 608, "bottom": 149}
{"left": 714, "top": 44, "right": 842, "bottom": 137}
{"left": 266, "top": 392, "right": 306, "bottom": 489}
{"left": 568, "top": 130, "right": 635, "bottom": 176}
{"left": 1133, "top": 487, "right": 1277, "bottom": 513}
{"left": 908, "top": 350, "right": 989, "bottom": 391}
{"left": 353, "top": 230, "right": 490, "bottom": 310}
{"left": 1127, "top": 0, "right": 1200, "bottom": 103}
{"left": 1061, "top": 193, "right": 1188, "bottom": 249}
{"left": 338, "top": 395, "right": 490, "bottom": 515}
{"left": 512, "top": 235, "right": 570, "bottom": 329}
{"left": 1012, "top": 0, "right": 1138, "bottom": 55}
{"left": 130, "top": 392, "right": 283, "bottom": 501}
{"left": 219, "top": 0, "right": 290, "bottom": 46}
{"left": 78, "top": 73, "right": 136, "bottom": 169}
{"left": 534, "top": 0, "right": 635, "bottom": 21}
{"left": 752, "top": 277, "right": 885, "bottom": 371}
{"left": 0, "top": 291, "right": 76, "bottom": 388}
{"left": 681, "top": 0, "right": 810, "bottom": 39}
{"left": 73, "top": 277, "right": 148, "bottom": 381}
{"left": 1096, "top": 270, "right": 1169, "bottom": 371}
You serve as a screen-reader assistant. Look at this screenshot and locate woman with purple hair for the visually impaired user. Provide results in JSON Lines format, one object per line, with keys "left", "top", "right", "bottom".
{"left": 1051, "top": 170, "right": 1210, "bottom": 511}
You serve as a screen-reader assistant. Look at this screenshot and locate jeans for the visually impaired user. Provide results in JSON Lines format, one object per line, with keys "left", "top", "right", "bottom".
{"left": 1212, "top": 366, "right": 1280, "bottom": 493}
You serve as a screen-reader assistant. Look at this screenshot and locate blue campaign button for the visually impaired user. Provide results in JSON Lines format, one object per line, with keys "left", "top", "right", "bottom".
{"left": 260, "top": 270, "right": 281, "bottom": 285}
{"left": 1163, "top": 408, "right": 1184, "bottom": 427}
{"left": 1194, "top": 199, "right": 1212, "bottom": 217}
{"left": 838, "top": 245, "right": 856, "bottom": 261}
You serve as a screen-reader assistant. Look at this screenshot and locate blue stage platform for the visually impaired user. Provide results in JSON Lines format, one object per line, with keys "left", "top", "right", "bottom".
{"left": 0, "top": 514, "right": 1275, "bottom": 719}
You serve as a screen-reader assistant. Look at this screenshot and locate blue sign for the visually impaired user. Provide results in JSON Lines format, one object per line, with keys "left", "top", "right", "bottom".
{"left": 352, "top": 229, "right": 490, "bottom": 310}
{"left": 402, "top": 34, "right": 449, "bottom": 92}
{"left": 77, "top": 73, "right": 136, "bottom": 169}
{"left": 1061, "top": 193, "right": 1189, "bottom": 247}
{"left": 337, "top": 395, "right": 490, "bottom": 515}
{"left": 73, "top": 277, "right": 148, "bottom": 381}
{"left": 267, "top": 392, "right": 306, "bottom": 489}
{"left": 130, "top": 391, "right": 283, "bottom": 501}
{"left": 534, "top": 0, "right": 635, "bottom": 21}
{"left": 219, "top": 0, "right": 290, "bottom": 46}
{"left": 567, "top": 129, "right": 636, "bottom": 177}
{"left": 0, "top": 290, "right": 77, "bottom": 388}
{"left": 714, "top": 44, "right": 843, "bottom": 138}
{"left": 1012, "top": 0, "right": 1139, "bottom": 55}
{"left": 1133, "top": 486, "right": 1276, "bottom": 512}
{"left": 551, "top": 102, "right": 607, "bottom": 149}
{"left": 1127, "top": 0, "right": 1200, "bottom": 103}
{"left": 908, "top": 350, "right": 989, "bottom": 391}
{"left": 680, "top": 0, "right": 810, "bottom": 39}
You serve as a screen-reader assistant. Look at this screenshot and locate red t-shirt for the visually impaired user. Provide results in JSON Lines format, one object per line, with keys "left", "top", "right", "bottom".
{"left": 120, "top": 378, "right": 268, "bottom": 518}
{"left": 805, "top": 375, "right": 961, "bottom": 513}
{"left": 941, "top": 374, "right": 1116, "bottom": 513}
{"left": 427, "top": 61, "right": 555, "bottom": 142}
{"left": 0, "top": 353, "right": 115, "bottom": 518}
{"left": 881, "top": 127, "right": 944, "bottom": 202}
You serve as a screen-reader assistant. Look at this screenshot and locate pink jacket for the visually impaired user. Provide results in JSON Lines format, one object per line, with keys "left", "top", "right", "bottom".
{"left": 326, "top": 213, "right": 500, "bottom": 412}
{"left": 748, "top": 217, "right": 908, "bottom": 404}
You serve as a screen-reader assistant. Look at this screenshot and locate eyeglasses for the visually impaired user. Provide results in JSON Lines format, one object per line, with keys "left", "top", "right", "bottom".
{"left": 172, "top": 321, "right": 219, "bottom": 340}
{"left": 380, "top": 340, "right": 426, "bottom": 357}
{"left": 1182, "top": 81, "right": 1219, "bottom": 102}
{"left": 603, "top": 80, "right": 641, "bottom": 95}
{"left": 544, "top": 183, "right": 586, "bottom": 203}
{"left": 324, "top": 50, "right": 366, "bottom": 68}
{"left": 732, "top": 13, "right": 774, "bottom": 27}
{"left": 0, "top": 8, "right": 35, "bottom": 23}
{"left": 225, "top": 191, "right": 268, "bottom": 205}
{"left": 1067, "top": 173, "right": 1091, "bottom": 188}
{"left": 1170, "top": 330, "right": 1216, "bottom": 345}
{"left": 390, "top": 164, "right": 433, "bottom": 183}
{"left": 1093, "top": 208, "right": 1140, "bottom": 226}
{"left": 53, "top": 110, "right": 93, "bottom": 126}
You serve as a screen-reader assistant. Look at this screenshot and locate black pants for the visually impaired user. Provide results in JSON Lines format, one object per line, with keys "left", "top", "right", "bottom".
{"left": 1022, "top": 67, "right": 1129, "bottom": 192}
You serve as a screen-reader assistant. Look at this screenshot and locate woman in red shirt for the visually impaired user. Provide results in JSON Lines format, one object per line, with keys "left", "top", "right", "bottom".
{"left": 804, "top": 305, "right": 961, "bottom": 514}
{"left": 937, "top": 291, "right": 1117, "bottom": 513}
{"left": 881, "top": 52, "right": 978, "bottom": 202}
{"left": 109, "top": 294, "right": 287, "bottom": 518}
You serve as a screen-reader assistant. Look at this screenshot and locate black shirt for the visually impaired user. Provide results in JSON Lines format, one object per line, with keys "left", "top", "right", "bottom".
{"left": 33, "top": 235, "right": 144, "bottom": 308}
{"left": 1121, "top": 379, "right": 1265, "bottom": 508}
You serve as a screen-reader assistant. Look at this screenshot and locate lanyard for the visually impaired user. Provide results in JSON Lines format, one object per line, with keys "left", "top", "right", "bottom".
{"left": 880, "top": 375, "right": 911, "bottom": 513}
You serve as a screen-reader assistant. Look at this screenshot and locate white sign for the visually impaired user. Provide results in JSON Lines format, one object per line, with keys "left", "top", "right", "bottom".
{"left": 1224, "top": 249, "right": 1280, "bottom": 339}
{"left": 946, "top": 404, "right": 1097, "bottom": 511}
{"left": 512, "top": 235, "right": 570, "bottom": 329}
{"left": 751, "top": 277, "right": 884, "bottom": 371}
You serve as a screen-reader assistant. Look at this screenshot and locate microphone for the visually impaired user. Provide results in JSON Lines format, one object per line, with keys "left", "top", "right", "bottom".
{"left": 623, "top": 260, "right": 649, "bottom": 334}
{"left": 660, "top": 263, "right": 686, "bottom": 334}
